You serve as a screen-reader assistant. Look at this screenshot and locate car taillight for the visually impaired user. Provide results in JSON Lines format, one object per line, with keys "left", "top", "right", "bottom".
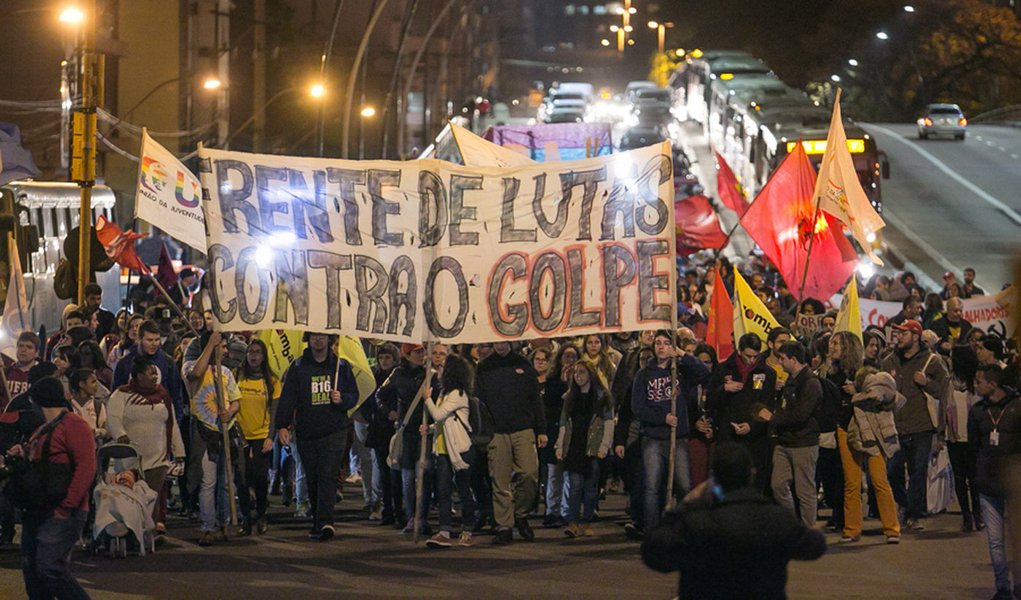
{"left": 958, "top": 117, "right": 968, "bottom": 126}
{"left": 923, "top": 118, "right": 933, "bottom": 126}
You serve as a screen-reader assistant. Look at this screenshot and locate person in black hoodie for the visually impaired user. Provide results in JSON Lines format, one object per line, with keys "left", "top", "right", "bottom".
{"left": 631, "top": 330, "right": 709, "bottom": 532}
{"left": 365, "top": 343, "right": 401, "bottom": 526}
{"left": 642, "top": 444, "right": 826, "bottom": 600}
{"left": 758, "top": 341, "right": 822, "bottom": 529}
{"left": 708, "top": 334, "right": 777, "bottom": 495}
{"left": 968, "top": 364, "right": 1021, "bottom": 600}
{"left": 375, "top": 343, "right": 432, "bottom": 535}
{"left": 475, "top": 342, "right": 545, "bottom": 545}
{"left": 276, "top": 333, "right": 358, "bottom": 542}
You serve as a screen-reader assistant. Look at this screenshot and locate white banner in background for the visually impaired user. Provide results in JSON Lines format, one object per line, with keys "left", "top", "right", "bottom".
{"left": 836, "top": 289, "right": 1015, "bottom": 337}
{"left": 197, "top": 143, "right": 676, "bottom": 344}
{"left": 135, "top": 130, "right": 207, "bottom": 253}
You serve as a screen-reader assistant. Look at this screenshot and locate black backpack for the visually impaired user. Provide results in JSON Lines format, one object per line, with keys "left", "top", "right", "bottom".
{"left": 814, "top": 376, "right": 841, "bottom": 434}
{"left": 461, "top": 395, "right": 495, "bottom": 450}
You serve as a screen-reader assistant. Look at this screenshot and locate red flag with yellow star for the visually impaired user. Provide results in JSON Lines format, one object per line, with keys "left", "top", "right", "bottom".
{"left": 742, "top": 143, "right": 857, "bottom": 301}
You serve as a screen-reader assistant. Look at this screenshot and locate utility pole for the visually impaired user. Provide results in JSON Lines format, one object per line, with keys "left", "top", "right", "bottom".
{"left": 70, "top": 0, "right": 103, "bottom": 305}
{"left": 252, "top": 0, "right": 267, "bottom": 152}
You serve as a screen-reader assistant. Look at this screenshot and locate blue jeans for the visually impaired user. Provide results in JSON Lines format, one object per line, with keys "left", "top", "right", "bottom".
{"left": 545, "top": 462, "right": 570, "bottom": 518}
{"left": 288, "top": 436, "right": 309, "bottom": 505}
{"left": 642, "top": 436, "right": 691, "bottom": 531}
{"left": 980, "top": 494, "right": 1018, "bottom": 594}
{"left": 21, "top": 509, "right": 91, "bottom": 600}
{"left": 626, "top": 437, "right": 645, "bottom": 529}
{"left": 402, "top": 461, "right": 432, "bottom": 529}
{"left": 888, "top": 431, "right": 933, "bottom": 519}
{"left": 566, "top": 458, "right": 600, "bottom": 524}
{"left": 434, "top": 448, "right": 476, "bottom": 533}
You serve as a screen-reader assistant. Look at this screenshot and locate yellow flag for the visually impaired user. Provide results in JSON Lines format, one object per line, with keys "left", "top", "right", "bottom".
{"left": 835, "top": 276, "right": 863, "bottom": 342}
{"left": 255, "top": 329, "right": 304, "bottom": 381}
{"left": 335, "top": 336, "right": 376, "bottom": 417}
{"left": 732, "top": 270, "right": 781, "bottom": 343}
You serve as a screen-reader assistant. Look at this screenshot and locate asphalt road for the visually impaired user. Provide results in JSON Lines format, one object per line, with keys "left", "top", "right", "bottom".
{"left": 862, "top": 123, "right": 1021, "bottom": 291}
{"left": 0, "top": 483, "right": 996, "bottom": 599}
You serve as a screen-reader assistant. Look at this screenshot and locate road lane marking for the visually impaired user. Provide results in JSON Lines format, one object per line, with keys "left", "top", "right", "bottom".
{"left": 865, "top": 123, "right": 1021, "bottom": 226}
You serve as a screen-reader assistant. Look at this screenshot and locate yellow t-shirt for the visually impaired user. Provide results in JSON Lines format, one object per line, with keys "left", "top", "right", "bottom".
{"left": 236, "top": 376, "right": 281, "bottom": 440}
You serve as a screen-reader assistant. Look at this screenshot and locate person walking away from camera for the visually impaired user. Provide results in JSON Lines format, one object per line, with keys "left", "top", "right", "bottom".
{"left": 275, "top": 333, "right": 358, "bottom": 542}
{"left": 839, "top": 368, "right": 902, "bottom": 544}
{"left": 183, "top": 332, "right": 242, "bottom": 546}
{"left": 758, "top": 341, "right": 821, "bottom": 529}
{"left": 7, "top": 377, "right": 96, "bottom": 600}
{"left": 424, "top": 354, "right": 477, "bottom": 548}
{"left": 632, "top": 331, "right": 709, "bottom": 531}
{"left": 107, "top": 358, "right": 185, "bottom": 541}
{"left": 234, "top": 339, "right": 280, "bottom": 536}
{"left": 556, "top": 361, "right": 613, "bottom": 538}
{"left": 882, "top": 319, "right": 949, "bottom": 531}
{"left": 969, "top": 364, "right": 1021, "bottom": 600}
{"left": 641, "top": 444, "right": 826, "bottom": 600}
{"left": 476, "top": 342, "right": 546, "bottom": 545}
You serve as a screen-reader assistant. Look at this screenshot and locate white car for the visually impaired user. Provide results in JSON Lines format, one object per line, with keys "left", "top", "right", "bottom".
{"left": 917, "top": 103, "right": 967, "bottom": 140}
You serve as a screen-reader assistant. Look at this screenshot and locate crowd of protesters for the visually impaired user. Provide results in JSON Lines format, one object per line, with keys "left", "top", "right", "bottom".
{"left": 0, "top": 259, "right": 1017, "bottom": 598}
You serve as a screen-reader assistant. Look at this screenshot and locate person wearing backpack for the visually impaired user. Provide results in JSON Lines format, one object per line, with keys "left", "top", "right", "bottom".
{"left": 475, "top": 342, "right": 545, "bottom": 545}
{"left": 815, "top": 332, "right": 855, "bottom": 533}
{"left": 423, "top": 354, "right": 477, "bottom": 548}
{"left": 882, "top": 319, "right": 950, "bottom": 531}
{"left": 6, "top": 376, "right": 96, "bottom": 600}
{"left": 758, "top": 341, "right": 822, "bottom": 529}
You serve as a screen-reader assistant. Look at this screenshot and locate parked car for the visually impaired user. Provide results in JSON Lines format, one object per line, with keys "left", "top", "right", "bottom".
{"left": 917, "top": 103, "right": 967, "bottom": 140}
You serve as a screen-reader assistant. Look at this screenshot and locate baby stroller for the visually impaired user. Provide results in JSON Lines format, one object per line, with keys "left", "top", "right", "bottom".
{"left": 92, "top": 443, "right": 158, "bottom": 557}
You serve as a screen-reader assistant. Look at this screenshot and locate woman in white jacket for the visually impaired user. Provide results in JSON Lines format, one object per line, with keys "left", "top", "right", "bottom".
{"left": 423, "top": 354, "right": 477, "bottom": 548}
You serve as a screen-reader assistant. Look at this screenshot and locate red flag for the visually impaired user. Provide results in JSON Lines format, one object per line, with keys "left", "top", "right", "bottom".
{"left": 94, "top": 216, "right": 147, "bottom": 273}
{"left": 675, "top": 195, "right": 727, "bottom": 256}
{"left": 155, "top": 243, "right": 178, "bottom": 291}
{"left": 742, "top": 143, "right": 858, "bottom": 302}
{"left": 706, "top": 267, "right": 735, "bottom": 361}
{"left": 715, "top": 150, "right": 748, "bottom": 217}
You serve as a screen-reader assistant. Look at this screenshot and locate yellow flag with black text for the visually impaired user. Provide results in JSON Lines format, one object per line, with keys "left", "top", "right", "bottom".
{"left": 835, "top": 276, "right": 863, "bottom": 342}
{"left": 732, "top": 270, "right": 781, "bottom": 343}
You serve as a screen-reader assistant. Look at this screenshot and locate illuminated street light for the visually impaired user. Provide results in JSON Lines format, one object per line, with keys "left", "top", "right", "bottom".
{"left": 647, "top": 20, "right": 659, "bottom": 29}
{"left": 830, "top": 74, "right": 841, "bottom": 82}
{"left": 601, "top": 38, "right": 611, "bottom": 47}
{"left": 202, "top": 77, "right": 222, "bottom": 91}
{"left": 848, "top": 58, "right": 859, "bottom": 67}
{"left": 360, "top": 105, "right": 376, "bottom": 118}
{"left": 58, "top": 6, "right": 85, "bottom": 25}
{"left": 903, "top": 5, "right": 915, "bottom": 12}
{"left": 623, "top": 25, "right": 633, "bottom": 32}
{"left": 610, "top": 25, "right": 619, "bottom": 32}
{"left": 628, "top": 6, "right": 636, "bottom": 13}
{"left": 876, "top": 31, "right": 889, "bottom": 40}
{"left": 310, "top": 83, "right": 326, "bottom": 98}
{"left": 648, "top": 20, "right": 674, "bottom": 54}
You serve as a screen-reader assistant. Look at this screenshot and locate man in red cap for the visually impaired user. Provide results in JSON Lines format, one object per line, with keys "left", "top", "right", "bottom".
{"left": 882, "top": 319, "right": 950, "bottom": 531}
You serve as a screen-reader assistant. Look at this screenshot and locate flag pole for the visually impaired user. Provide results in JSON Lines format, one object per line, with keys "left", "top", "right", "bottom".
{"left": 412, "top": 343, "right": 433, "bottom": 544}
{"left": 798, "top": 191, "right": 824, "bottom": 301}
{"left": 145, "top": 266, "right": 236, "bottom": 525}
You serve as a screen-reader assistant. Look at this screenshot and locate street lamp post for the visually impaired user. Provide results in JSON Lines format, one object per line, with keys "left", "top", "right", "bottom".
{"left": 648, "top": 20, "right": 673, "bottom": 55}
{"left": 340, "top": 0, "right": 390, "bottom": 159}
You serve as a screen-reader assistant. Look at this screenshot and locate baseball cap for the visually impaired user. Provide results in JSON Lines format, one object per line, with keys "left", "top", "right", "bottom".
{"left": 892, "top": 319, "right": 922, "bottom": 337}
{"left": 401, "top": 343, "right": 425, "bottom": 356}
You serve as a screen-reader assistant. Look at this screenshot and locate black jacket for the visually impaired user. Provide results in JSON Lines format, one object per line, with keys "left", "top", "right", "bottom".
{"left": 708, "top": 355, "right": 777, "bottom": 445}
{"left": 275, "top": 348, "right": 359, "bottom": 441}
{"left": 773, "top": 367, "right": 822, "bottom": 448}
{"left": 929, "top": 315, "right": 973, "bottom": 344}
{"left": 968, "top": 389, "right": 1021, "bottom": 497}
{"left": 475, "top": 351, "right": 544, "bottom": 434}
{"left": 642, "top": 487, "right": 826, "bottom": 600}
